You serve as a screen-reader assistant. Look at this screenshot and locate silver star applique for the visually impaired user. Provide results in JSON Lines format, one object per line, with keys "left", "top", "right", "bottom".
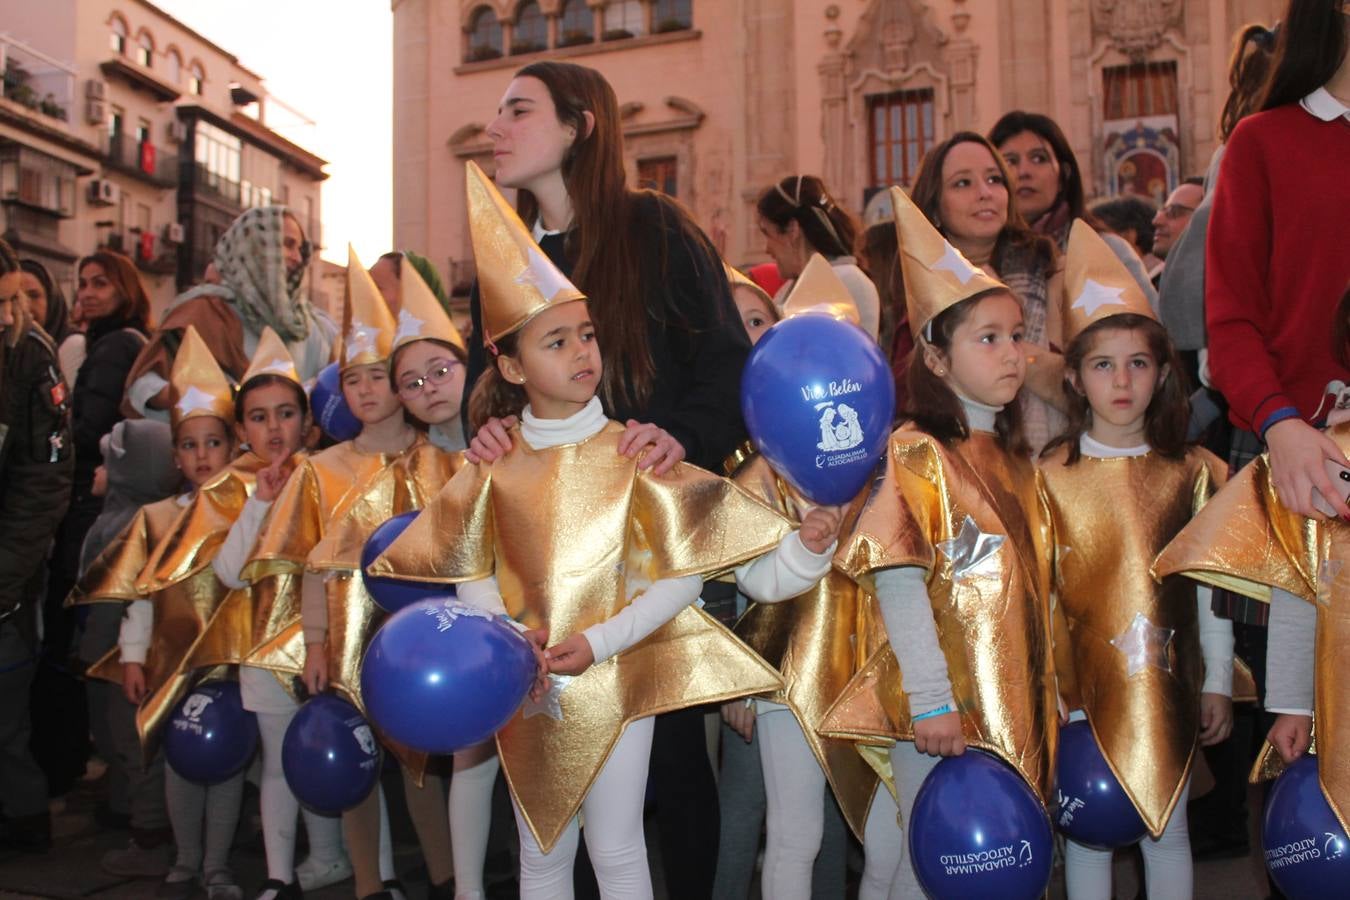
{"left": 256, "top": 357, "right": 292, "bottom": 376}
{"left": 1318, "top": 559, "right": 1343, "bottom": 606}
{"left": 513, "top": 244, "right": 575, "bottom": 302}
{"left": 175, "top": 385, "right": 217, "bottom": 416}
{"left": 394, "top": 310, "right": 425, "bottom": 344}
{"left": 1070, "top": 278, "right": 1128, "bottom": 317}
{"left": 931, "top": 242, "right": 984, "bottom": 286}
{"left": 937, "top": 515, "right": 1005, "bottom": 583}
{"left": 345, "top": 319, "right": 377, "bottom": 362}
{"left": 522, "top": 673, "right": 574, "bottom": 721}
{"left": 1110, "top": 612, "right": 1175, "bottom": 677}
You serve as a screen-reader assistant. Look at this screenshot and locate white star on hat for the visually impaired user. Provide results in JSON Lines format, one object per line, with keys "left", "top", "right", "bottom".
{"left": 257, "top": 358, "right": 292, "bottom": 375}
{"left": 345, "top": 319, "right": 377, "bottom": 362}
{"left": 394, "top": 310, "right": 425, "bottom": 344}
{"left": 514, "top": 244, "right": 575, "bottom": 302}
{"left": 1071, "top": 278, "right": 1127, "bottom": 318}
{"left": 175, "top": 385, "right": 218, "bottom": 416}
{"left": 932, "top": 242, "right": 983, "bottom": 285}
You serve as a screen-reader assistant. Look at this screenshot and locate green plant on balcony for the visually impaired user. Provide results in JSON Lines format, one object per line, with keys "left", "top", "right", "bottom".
{"left": 467, "top": 44, "right": 503, "bottom": 62}
{"left": 8, "top": 83, "right": 39, "bottom": 109}
{"left": 654, "top": 17, "right": 689, "bottom": 34}
{"left": 39, "top": 94, "right": 67, "bottom": 120}
{"left": 602, "top": 28, "right": 634, "bottom": 41}
{"left": 558, "top": 29, "right": 592, "bottom": 47}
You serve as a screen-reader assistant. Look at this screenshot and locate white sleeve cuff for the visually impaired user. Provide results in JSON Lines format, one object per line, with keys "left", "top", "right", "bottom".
{"left": 733, "top": 531, "right": 835, "bottom": 604}
{"left": 583, "top": 574, "right": 701, "bottom": 664}
{"left": 117, "top": 600, "right": 153, "bottom": 663}
{"left": 455, "top": 577, "right": 508, "bottom": 616}
{"left": 1266, "top": 707, "right": 1315, "bottom": 717}
{"left": 1196, "top": 586, "right": 1234, "bottom": 697}
{"left": 126, "top": 372, "right": 170, "bottom": 419}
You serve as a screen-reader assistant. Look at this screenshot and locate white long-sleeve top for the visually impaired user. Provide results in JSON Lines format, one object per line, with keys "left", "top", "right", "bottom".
{"left": 1265, "top": 586, "right": 1315, "bottom": 716}
{"left": 212, "top": 494, "right": 272, "bottom": 590}
{"left": 1078, "top": 434, "right": 1234, "bottom": 697}
{"left": 118, "top": 492, "right": 194, "bottom": 664}
{"left": 455, "top": 398, "right": 764, "bottom": 665}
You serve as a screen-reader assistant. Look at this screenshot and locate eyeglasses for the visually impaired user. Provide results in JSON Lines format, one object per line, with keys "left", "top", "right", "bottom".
{"left": 1162, "top": 203, "right": 1196, "bottom": 220}
{"left": 397, "top": 360, "right": 461, "bottom": 398}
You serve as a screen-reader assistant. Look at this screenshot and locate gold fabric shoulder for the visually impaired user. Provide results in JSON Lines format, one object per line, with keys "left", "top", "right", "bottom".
{"left": 138, "top": 462, "right": 258, "bottom": 594}
{"left": 67, "top": 497, "right": 183, "bottom": 606}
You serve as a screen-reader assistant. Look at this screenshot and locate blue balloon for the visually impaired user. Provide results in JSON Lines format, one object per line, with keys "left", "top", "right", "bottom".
{"left": 741, "top": 314, "right": 894, "bottom": 505}
{"left": 282, "top": 694, "right": 382, "bottom": 815}
{"left": 163, "top": 681, "right": 258, "bottom": 785}
{"left": 909, "top": 750, "right": 1053, "bottom": 900}
{"left": 311, "top": 363, "right": 361, "bottom": 442}
{"left": 1055, "top": 720, "right": 1149, "bottom": 849}
{"left": 361, "top": 598, "right": 537, "bottom": 754}
{"left": 361, "top": 512, "right": 456, "bottom": 613}
{"left": 1263, "top": 755, "right": 1350, "bottom": 899}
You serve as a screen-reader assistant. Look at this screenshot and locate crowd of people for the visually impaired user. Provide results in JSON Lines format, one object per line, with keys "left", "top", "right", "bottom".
{"left": 0, "top": 0, "right": 1346, "bottom": 898}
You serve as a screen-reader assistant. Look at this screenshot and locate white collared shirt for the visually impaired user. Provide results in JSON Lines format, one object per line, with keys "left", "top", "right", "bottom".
{"left": 1301, "top": 86, "right": 1350, "bottom": 123}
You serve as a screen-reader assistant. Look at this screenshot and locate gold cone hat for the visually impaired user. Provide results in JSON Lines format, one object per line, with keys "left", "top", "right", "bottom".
{"left": 890, "top": 186, "right": 1007, "bottom": 337}
{"left": 724, "top": 262, "right": 774, "bottom": 309}
{"left": 1063, "top": 218, "right": 1157, "bottom": 344}
{"left": 338, "top": 245, "right": 397, "bottom": 370}
{"left": 780, "top": 253, "right": 861, "bottom": 325}
{"left": 170, "top": 325, "right": 234, "bottom": 431}
{"left": 465, "top": 160, "right": 586, "bottom": 346}
{"left": 392, "top": 255, "right": 467, "bottom": 356}
{"left": 240, "top": 327, "right": 301, "bottom": 389}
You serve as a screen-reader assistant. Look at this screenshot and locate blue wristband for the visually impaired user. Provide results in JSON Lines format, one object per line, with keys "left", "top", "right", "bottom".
{"left": 912, "top": 703, "right": 953, "bottom": 722}
{"left": 1258, "top": 406, "right": 1301, "bottom": 440}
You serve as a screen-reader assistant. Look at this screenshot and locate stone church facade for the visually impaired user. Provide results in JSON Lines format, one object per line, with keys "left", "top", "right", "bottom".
{"left": 391, "top": 0, "right": 1282, "bottom": 289}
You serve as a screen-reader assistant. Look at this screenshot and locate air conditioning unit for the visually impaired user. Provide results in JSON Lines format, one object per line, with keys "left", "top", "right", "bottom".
{"left": 85, "top": 79, "right": 106, "bottom": 100}
{"left": 88, "top": 179, "right": 119, "bottom": 207}
{"left": 163, "top": 222, "right": 185, "bottom": 244}
{"left": 85, "top": 99, "right": 106, "bottom": 126}
{"left": 166, "top": 120, "right": 187, "bottom": 143}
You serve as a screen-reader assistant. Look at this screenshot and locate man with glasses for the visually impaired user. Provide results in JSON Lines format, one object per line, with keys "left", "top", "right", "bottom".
{"left": 1149, "top": 177, "right": 1205, "bottom": 285}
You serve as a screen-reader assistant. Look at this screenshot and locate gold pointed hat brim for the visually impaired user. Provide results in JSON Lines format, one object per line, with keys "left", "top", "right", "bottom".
{"left": 890, "top": 186, "right": 1008, "bottom": 337}
{"left": 1063, "top": 218, "right": 1157, "bottom": 344}
{"left": 240, "top": 326, "right": 301, "bottom": 389}
{"left": 170, "top": 325, "right": 235, "bottom": 430}
{"left": 465, "top": 160, "right": 586, "bottom": 345}
{"left": 724, "top": 261, "right": 774, "bottom": 309}
{"left": 780, "top": 253, "right": 862, "bottom": 325}
{"left": 339, "top": 245, "right": 397, "bottom": 370}
{"left": 392, "top": 255, "right": 467, "bottom": 356}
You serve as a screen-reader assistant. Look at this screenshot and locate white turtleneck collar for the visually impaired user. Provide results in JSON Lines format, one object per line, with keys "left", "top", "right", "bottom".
{"left": 520, "top": 396, "right": 607, "bottom": 449}
{"left": 956, "top": 393, "right": 1002, "bottom": 433}
{"left": 1079, "top": 433, "right": 1150, "bottom": 458}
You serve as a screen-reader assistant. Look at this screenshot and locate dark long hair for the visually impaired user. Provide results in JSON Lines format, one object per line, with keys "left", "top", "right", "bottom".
{"left": 1220, "top": 23, "right": 1279, "bottom": 140}
{"left": 235, "top": 374, "right": 309, "bottom": 422}
{"left": 909, "top": 131, "right": 1056, "bottom": 275}
{"left": 755, "top": 175, "right": 859, "bottom": 259}
{"left": 18, "top": 259, "right": 70, "bottom": 342}
{"left": 988, "top": 111, "right": 1087, "bottom": 221}
{"left": 77, "top": 250, "right": 152, "bottom": 328}
{"left": 1043, "top": 315, "right": 1189, "bottom": 464}
{"left": 511, "top": 61, "right": 724, "bottom": 411}
{"left": 902, "top": 290, "right": 1028, "bottom": 454}
{"left": 466, "top": 331, "right": 527, "bottom": 432}
{"left": 1259, "top": 0, "right": 1347, "bottom": 112}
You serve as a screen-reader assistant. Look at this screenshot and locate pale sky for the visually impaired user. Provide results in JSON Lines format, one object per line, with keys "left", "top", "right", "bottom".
{"left": 155, "top": 0, "right": 393, "bottom": 264}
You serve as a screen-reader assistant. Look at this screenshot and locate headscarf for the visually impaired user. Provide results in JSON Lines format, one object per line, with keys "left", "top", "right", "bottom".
{"left": 18, "top": 260, "right": 70, "bottom": 343}
{"left": 169, "top": 206, "right": 316, "bottom": 343}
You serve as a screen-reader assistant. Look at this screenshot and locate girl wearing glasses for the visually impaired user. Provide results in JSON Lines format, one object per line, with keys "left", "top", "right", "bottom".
{"left": 389, "top": 256, "right": 471, "bottom": 453}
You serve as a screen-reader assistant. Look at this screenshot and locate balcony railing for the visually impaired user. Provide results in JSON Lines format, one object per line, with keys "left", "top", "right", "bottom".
{"left": 190, "top": 163, "right": 243, "bottom": 207}
{"left": 105, "top": 133, "right": 178, "bottom": 188}
{"left": 1, "top": 36, "right": 74, "bottom": 125}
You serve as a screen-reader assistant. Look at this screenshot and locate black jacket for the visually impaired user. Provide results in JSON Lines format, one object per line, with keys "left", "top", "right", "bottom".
{"left": 71, "top": 316, "right": 146, "bottom": 494}
{"left": 466, "top": 193, "right": 750, "bottom": 472}
{"left": 0, "top": 321, "right": 73, "bottom": 613}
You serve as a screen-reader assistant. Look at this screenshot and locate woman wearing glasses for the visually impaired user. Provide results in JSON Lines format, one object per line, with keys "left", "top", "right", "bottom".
{"left": 755, "top": 175, "right": 880, "bottom": 340}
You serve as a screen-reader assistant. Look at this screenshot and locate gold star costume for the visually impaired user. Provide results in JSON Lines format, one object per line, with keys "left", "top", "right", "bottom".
{"left": 726, "top": 256, "right": 883, "bottom": 840}
{"left": 241, "top": 251, "right": 463, "bottom": 777}
{"left": 819, "top": 188, "right": 1058, "bottom": 807}
{"left": 69, "top": 326, "right": 238, "bottom": 752}
{"left": 1154, "top": 424, "right": 1350, "bottom": 832}
{"left": 364, "top": 160, "right": 790, "bottom": 853}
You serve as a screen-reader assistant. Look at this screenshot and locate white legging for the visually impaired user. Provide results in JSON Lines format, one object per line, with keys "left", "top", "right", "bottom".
{"left": 855, "top": 741, "right": 942, "bottom": 898}
{"left": 1064, "top": 779, "right": 1193, "bottom": 900}
{"left": 164, "top": 765, "right": 244, "bottom": 875}
{"left": 512, "top": 716, "right": 655, "bottom": 900}
{"left": 254, "top": 706, "right": 349, "bottom": 883}
{"left": 449, "top": 740, "right": 500, "bottom": 900}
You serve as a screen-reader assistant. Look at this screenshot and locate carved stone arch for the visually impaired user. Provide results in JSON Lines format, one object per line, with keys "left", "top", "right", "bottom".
{"left": 134, "top": 27, "right": 156, "bottom": 53}
{"left": 107, "top": 11, "right": 130, "bottom": 34}
{"left": 460, "top": 2, "right": 502, "bottom": 29}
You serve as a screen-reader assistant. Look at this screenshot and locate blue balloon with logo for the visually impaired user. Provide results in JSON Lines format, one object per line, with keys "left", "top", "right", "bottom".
{"left": 361, "top": 597, "right": 538, "bottom": 754}
{"left": 361, "top": 512, "right": 455, "bottom": 613}
{"left": 310, "top": 362, "right": 361, "bottom": 442}
{"left": 909, "top": 750, "right": 1053, "bottom": 900}
{"left": 282, "top": 694, "right": 382, "bottom": 815}
{"left": 163, "top": 681, "right": 258, "bottom": 785}
{"left": 741, "top": 313, "right": 893, "bottom": 505}
{"left": 1263, "top": 755, "right": 1350, "bottom": 899}
{"left": 1055, "top": 719, "right": 1149, "bottom": 848}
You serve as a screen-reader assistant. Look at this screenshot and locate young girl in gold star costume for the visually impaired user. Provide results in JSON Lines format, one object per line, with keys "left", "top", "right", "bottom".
{"left": 187, "top": 328, "right": 349, "bottom": 899}
{"left": 1038, "top": 221, "right": 1233, "bottom": 900}
{"left": 720, "top": 255, "right": 901, "bottom": 900}
{"left": 240, "top": 251, "right": 460, "bottom": 900}
{"left": 368, "top": 162, "right": 802, "bottom": 900}
{"left": 70, "top": 326, "right": 244, "bottom": 899}
{"left": 819, "top": 187, "right": 1058, "bottom": 896}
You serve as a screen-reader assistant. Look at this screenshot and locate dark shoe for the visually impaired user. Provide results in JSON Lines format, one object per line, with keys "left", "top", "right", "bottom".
{"left": 1190, "top": 831, "right": 1250, "bottom": 861}
{"left": 253, "top": 880, "right": 302, "bottom": 900}
{"left": 0, "top": 813, "right": 51, "bottom": 853}
{"left": 94, "top": 804, "right": 132, "bottom": 830}
{"left": 427, "top": 879, "right": 456, "bottom": 900}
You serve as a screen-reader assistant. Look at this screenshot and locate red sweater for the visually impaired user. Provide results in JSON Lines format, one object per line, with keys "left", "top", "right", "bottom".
{"left": 1205, "top": 103, "right": 1350, "bottom": 431}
